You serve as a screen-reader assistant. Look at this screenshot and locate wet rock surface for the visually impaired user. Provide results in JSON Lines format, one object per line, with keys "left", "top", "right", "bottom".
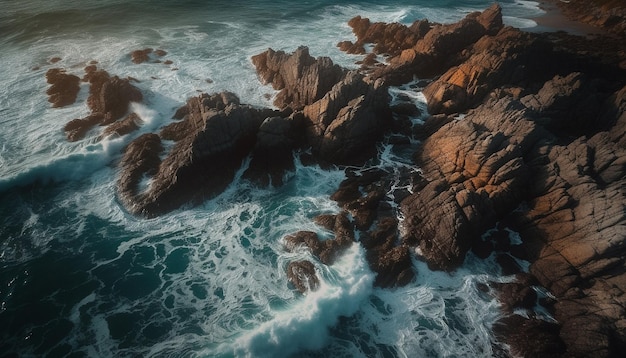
{"left": 45, "top": 68, "right": 80, "bottom": 108}
{"left": 59, "top": 66, "right": 143, "bottom": 142}
{"left": 43, "top": 3, "right": 626, "bottom": 355}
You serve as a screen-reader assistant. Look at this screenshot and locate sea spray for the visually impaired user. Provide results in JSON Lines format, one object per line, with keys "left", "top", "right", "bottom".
{"left": 227, "top": 244, "right": 374, "bottom": 357}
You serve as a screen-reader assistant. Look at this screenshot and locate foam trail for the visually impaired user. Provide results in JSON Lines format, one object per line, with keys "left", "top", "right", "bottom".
{"left": 0, "top": 137, "right": 125, "bottom": 193}
{"left": 225, "top": 244, "right": 373, "bottom": 357}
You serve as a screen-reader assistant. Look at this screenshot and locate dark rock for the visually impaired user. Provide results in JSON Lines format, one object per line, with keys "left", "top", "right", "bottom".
{"left": 45, "top": 68, "right": 80, "bottom": 108}
{"left": 284, "top": 213, "right": 354, "bottom": 265}
{"left": 492, "top": 273, "right": 539, "bottom": 313}
{"left": 117, "top": 92, "right": 278, "bottom": 216}
{"left": 302, "top": 71, "right": 392, "bottom": 164}
{"left": 287, "top": 261, "right": 319, "bottom": 293}
{"left": 117, "top": 133, "right": 164, "bottom": 210}
{"left": 471, "top": 238, "right": 493, "bottom": 259}
{"left": 493, "top": 315, "right": 566, "bottom": 357}
{"left": 63, "top": 113, "right": 104, "bottom": 142}
{"left": 252, "top": 47, "right": 392, "bottom": 165}
{"left": 369, "top": 244, "right": 414, "bottom": 288}
{"left": 390, "top": 102, "right": 420, "bottom": 117}
{"left": 131, "top": 48, "right": 152, "bottom": 64}
{"left": 370, "top": 4, "right": 505, "bottom": 85}
{"left": 243, "top": 116, "right": 300, "bottom": 187}
{"left": 496, "top": 253, "right": 522, "bottom": 276}
{"left": 341, "top": 15, "right": 428, "bottom": 59}
{"left": 61, "top": 68, "right": 142, "bottom": 141}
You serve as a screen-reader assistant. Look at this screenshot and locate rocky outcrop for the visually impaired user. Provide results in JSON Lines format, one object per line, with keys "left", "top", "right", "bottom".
{"left": 63, "top": 67, "right": 143, "bottom": 142}
{"left": 130, "top": 48, "right": 168, "bottom": 64}
{"left": 362, "top": 4, "right": 505, "bottom": 85}
{"left": 287, "top": 261, "right": 320, "bottom": 294}
{"left": 118, "top": 92, "right": 279, "bottom": 216}
{"left": 337, "top": 16, "right": 430, "bottom": 57}
{"left": 302, "top": 71, "right": 392, "bottom": 164}
{"left": 401, "top": 96, "right": 544, "bottom": 270}
{"left": 334, "top": 3, "right": 626, "bottom": 354}
{"left": 505, "top": 126, "right": 626, "bottom": 356}
{"left": 252, "top": 46, "right": 345, "bottom": 110}
{"left": 253, "top": 47, "right": 392, "bottom": 164}
{"left": 242, "top": 115, "right": 301, "bottom": 187}
{"left": 45, "top": 68, "right": 80, "bottom": 108}
{"left": 284, "top": 212, "right": 354, "bottom": 266}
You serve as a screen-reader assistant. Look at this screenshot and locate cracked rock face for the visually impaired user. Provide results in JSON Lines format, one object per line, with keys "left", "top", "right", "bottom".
{"left": 117, "top": 92, "right": 280, "bottom": 217}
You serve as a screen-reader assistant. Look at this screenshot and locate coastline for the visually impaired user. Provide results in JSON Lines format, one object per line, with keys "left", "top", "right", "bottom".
{"left": 526, "top": 0, "right": 606, "bottom": 36}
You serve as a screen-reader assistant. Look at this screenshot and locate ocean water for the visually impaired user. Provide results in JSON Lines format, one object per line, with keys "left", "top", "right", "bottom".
{"left": 0, "top": 1, "right": 545, "bottom": 357}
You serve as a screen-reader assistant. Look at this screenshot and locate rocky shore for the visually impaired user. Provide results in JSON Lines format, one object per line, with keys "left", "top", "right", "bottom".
{"left": 44, "top": 2, "right": 626, "bottom": 356}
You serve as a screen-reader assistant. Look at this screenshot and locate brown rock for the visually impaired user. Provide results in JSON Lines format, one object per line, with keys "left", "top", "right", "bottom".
{"left": 63, "top": 113, "right": 104, "bottom": 142}
{"left": 493, "top": 315, "right": 566, "bottom": 357}
{"left": 370, "top": 4, "right": 504, "bottom": 85}
{"left": 117, "top": 92, "right": 279, "bottom": 216}
{"left": 100, "top": 112, "right": 142, "bottom": 139}
{"left": 401, "top": 97, "right": 542, "bottom": 271}
{"left": 45, "top": 68, "right": 80, "bottom": 108}
{"left": 131, "top": 48, "right": 153, "bottom": 64}
{"left": 302, "top": 71, "right": 392, "bottom": 164}
{"left": 243, "top": 115, "right": 301, "bottom": 187}
{"left": 287, "top": 261, "right": 319, "bottom": 293}
{"left": 251, "top": 46, "right": 345, "bottom": 110}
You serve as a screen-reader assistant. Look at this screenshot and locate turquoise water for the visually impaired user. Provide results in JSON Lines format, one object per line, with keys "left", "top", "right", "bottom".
{"left": 0, "top": 1, "right": 544, "bottom": 356}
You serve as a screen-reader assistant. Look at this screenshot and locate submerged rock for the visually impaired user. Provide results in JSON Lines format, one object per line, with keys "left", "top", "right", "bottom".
{"left": 287, "top": 261, "right": 320, "bottom": 293}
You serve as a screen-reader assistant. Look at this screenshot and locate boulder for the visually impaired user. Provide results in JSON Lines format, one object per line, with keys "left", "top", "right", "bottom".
{"left": 361, "top": 217, "right": 415, "bottom": 288}
{"left": 130, "top": 48, "right": 152, "bottom": 64}
{"left": 61, "top": 67, "right": 143, "bottom": 141}
{"left": 284, "top": 212, "right": 354, "bottom": 265}
{"left": 287, "top": 261, "right": 319, "bottom": 293}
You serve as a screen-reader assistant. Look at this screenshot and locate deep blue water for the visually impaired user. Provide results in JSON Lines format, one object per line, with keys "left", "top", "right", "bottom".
{"left": 0, "top": 1, "right": 544, "bottom": 356}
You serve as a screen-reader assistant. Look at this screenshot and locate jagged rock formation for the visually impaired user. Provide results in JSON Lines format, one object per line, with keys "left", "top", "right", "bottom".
{"left": 45, "top": 68, "right": 80, "bottom": 108}
{"left": 252, "top": 46, "right": 392, "bottom": 164}
{"left": 117, "top": 46, "right": 394, "bottom": 218}
{"left": 63, "top": 67, "right": 143, "bottom": 141}
{"left": 335, "top": 3, "right": 626, "bottom": 356}
{"left": 118, "top": 92, "right": 280, "bottom": 216}
{"left": 287, "top": 261, "right": 320, "bottom": 293}
{"left": 43, "top": 2, "right": 625, "bottom": 355}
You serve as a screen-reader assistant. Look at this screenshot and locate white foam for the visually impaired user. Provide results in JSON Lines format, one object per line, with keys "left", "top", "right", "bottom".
{"left": 227, "top": 244, "right": 374, "bottom": 357}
